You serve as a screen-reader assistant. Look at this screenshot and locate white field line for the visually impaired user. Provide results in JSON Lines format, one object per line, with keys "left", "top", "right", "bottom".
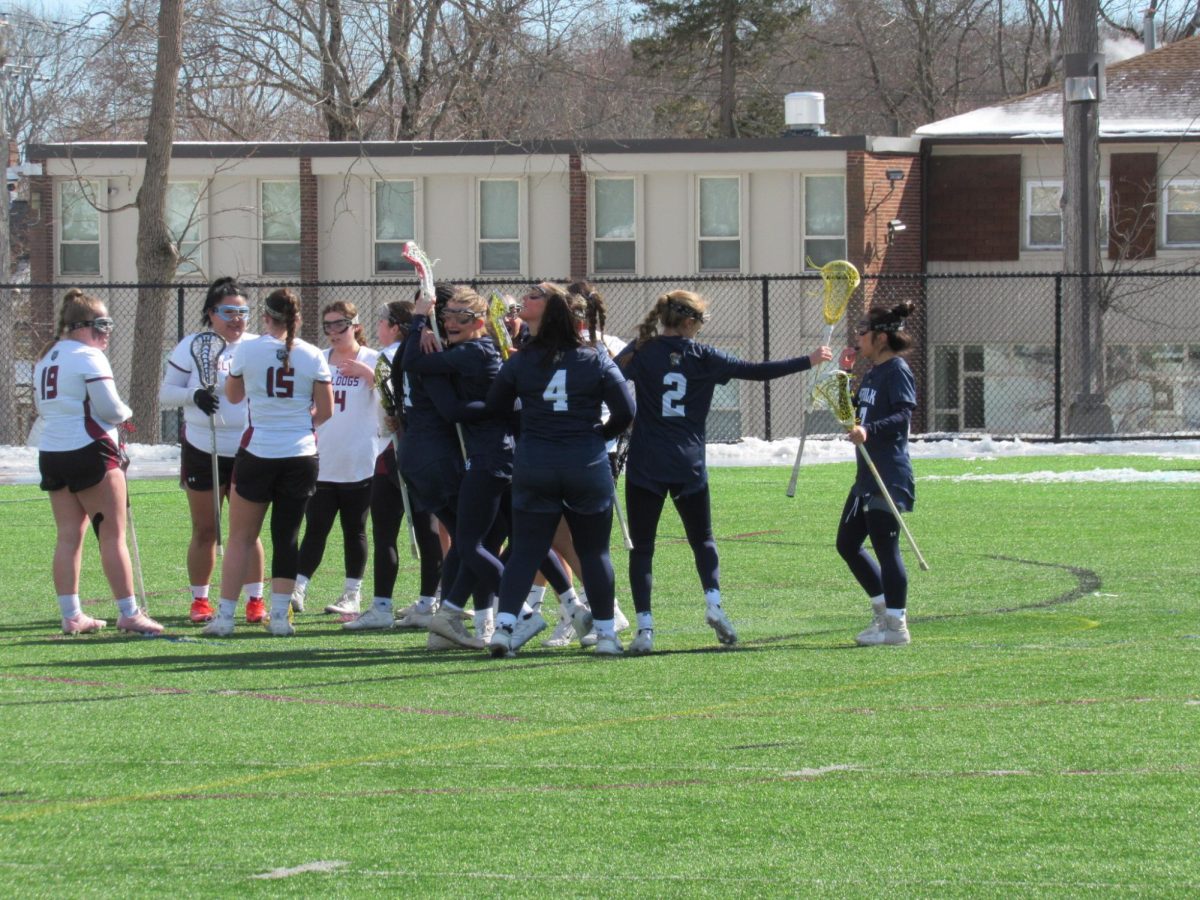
{"left": 251, "top": 860, "right": 348, "bottom": 880}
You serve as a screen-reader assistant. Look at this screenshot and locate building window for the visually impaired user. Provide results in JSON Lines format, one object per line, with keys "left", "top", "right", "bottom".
{"left": 374, "top": 180, "right": 416, "bottom": 274}
{"left": 260, "top": 180, "right": 301, "bottom": 274}
{"left": 1026, "top": 180, "right": 1109, "bottom": 249}
{"left": 593, "top": 177, "right": 636, "bottom": 273}
{"left": 698, "top": 176, "right": 740, "bottom": 271}
{"left": 479, "top": 179, "right": 520, "bottom": 273}
{"left": 1163, "top": 180, "right": 1200, "bottom": 247}
{"left": 803, "top": 174, "right": 846, "bottom": 267}
{"left": 933, "top": 344, "right": 985, "bottom": 432}
{"left": 58, "top": 179, "right": 102, "bottom": 275}
{"left": 167, "top": 182, "right": 205, "bottom": 277}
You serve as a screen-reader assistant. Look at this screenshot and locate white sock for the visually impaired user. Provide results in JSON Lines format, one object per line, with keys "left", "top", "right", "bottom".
{"left": 190, "top": 584, "right": 209, "bottom": 600}
{"left": 705, "top": 588, "right": 722, "bottom": 608}
{"left": 116, "top": 596, "right": 138, "bottom": 617}
{"left": 593, "top": 617, "right": 616, "bottom": 638}
{"left": 294, "top": 575, "right": 310, "bottom": 594}
{"left": 560, "top": 587, "right": 579, "bottom": 605}
{"left": 637, "top": 612, "right": 654, "bottom": 631}
{"left": 269, "top": 592, "right": 291, "bottom": 619}
{"left": 218, "top": 598, "right": 237, "bottom": 618}
{"left": 243, "top": 582, "right": 264, "bottom": 601}
{"left": 58, "top": 594, "right": 82, "bottom": 618}
{"left": 344, "top": 577, "right": 363, "bottom": 594}
{"left": 526, "top": 584, "right": 547, "bottom": 608}
{"left": 887, "top": 607, "right": 907, "bottom": 623}
{"left": 372, "top": 597, "right": 393, "bottom": 612}
{"left": 475, "top": 607, "right": 494, "bottom": 629}
{"left": 519, "top": 601, "right": 534, "bottom": 617}
{"left": 415, "top": 594, "right": 436, "bottom": 612}
{"left": 870, "top": 594, "right": 885, "bottom": 611}
{"left": 497, "top": 612, "right": 518, "bottom": 629}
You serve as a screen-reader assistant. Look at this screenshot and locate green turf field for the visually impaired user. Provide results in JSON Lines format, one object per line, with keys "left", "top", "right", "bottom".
{"left": 1, "top": 456, "right": 1198, "bottom": 895}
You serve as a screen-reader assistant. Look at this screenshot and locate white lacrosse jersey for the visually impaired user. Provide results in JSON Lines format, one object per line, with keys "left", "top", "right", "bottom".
{"left": 230, "top": 335, "right": 332, "bottom": 458}
{"left": 161, "top": 331, "right": 258, "bottom": 457}
{"left": 316, "top": 346, "right": 384, "bottom": 483}
{"left": 34, "top": 340, "right": 132, "bottom": 451}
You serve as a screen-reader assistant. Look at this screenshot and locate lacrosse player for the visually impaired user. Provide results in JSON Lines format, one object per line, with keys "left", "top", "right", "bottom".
{"left": 204, "top": 289, "right": 333, "bottom": 637}
{"left": 838, "top": 302, "right": 918, "bottom": 647}
{"left": 35, "top": 289, "right": 162, "bottom": 636}
{"left": 290, "top": 301, "right": 381, "bottom": 618}
{"left": 615, "top": 290, "right": 831, "bottom": 653}
{"left": 159, "top": 277, "right": 264, "bottom": 625}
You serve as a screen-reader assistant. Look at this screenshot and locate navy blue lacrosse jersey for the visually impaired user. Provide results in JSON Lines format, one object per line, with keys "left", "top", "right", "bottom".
{"left": 402, "top": 322, "right": 514, "bottom": 467}
{"left": 854, "top": 356, "right": 917, "bottom": 510}
{"left": 488, "top": 344, "right": 628, "bottom": 469}
{"left": 616, "top": 336, "right": 814, "bottom": 494}
{"left": 394, "top": 328, "right": 460, "bottom": 465}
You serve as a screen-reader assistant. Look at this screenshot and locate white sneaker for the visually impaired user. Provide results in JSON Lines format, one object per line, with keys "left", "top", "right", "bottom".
{"left": 290, "top": 589, "right": 305, "bottom": 614}
{"left": 580, "top": 628, "right": 599, "bottom": 647}
{"left": 325, "top": 589, "right": 361, "bottom": 616}
{"left": 594, "top": 633, "right": 623, "bottom": 656}
{"left": 613, "top": 601, "right": 630, "bottom": 633}
{"left": 854, "top": 602, "right": 887, "bottom": 644}
{"left": 427, "top": 630, "right": 458, "bottom": 650}
{"left": 568, "top": 600, "right": 593, "bottom": 642}
{"left": 628, "top": 628, "right": 654, "bottom": 655}
{"left": 857, "top": 613, "right": 911, "bottom": 646}
{"left": 201, "top": 614, "right": 235, "bottom": 637}
{"left": 396, "top": 602, "right": 436, "bottom": 630}
{"left": 427, "top": 604, "right": 485, "bottom": 649}
{"left": 542, "top": 604, "right": 577, "bottom": 648}
{"left": 343, "top": 605, "right": 395, "bottom": 631}
{"left": 267, "top": 614, "right": 295, "bottom": 636}
{"left": 511, "top": 611, "right": 547, "bottom": 651}
{"left": 490, "top": 624, "right": 514, "bottom": 658}
{"left": 705, "top": 605, "right": 738, "bottom": 645}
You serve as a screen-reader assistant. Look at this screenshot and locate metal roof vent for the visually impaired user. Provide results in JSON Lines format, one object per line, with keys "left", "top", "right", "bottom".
{"left": 784, "top": 92, "right": 827, "bottom": 136}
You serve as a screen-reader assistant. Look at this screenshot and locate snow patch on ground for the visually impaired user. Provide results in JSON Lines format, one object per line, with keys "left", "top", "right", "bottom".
{"left": 922, "top": 468, "right": 1200, "bottom": 484}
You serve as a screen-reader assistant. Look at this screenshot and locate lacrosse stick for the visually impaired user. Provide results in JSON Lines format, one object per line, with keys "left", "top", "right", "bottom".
{"left": 403, "top": 240, "right": 468, "bottom": 460}
{"left": 787, "top": 258, "right": 860, "bottom": 498}
{"left": 485, "top": 292, "right": 514, "bottom": 361}
{"left": 190, "top": 331, "right": 227, "bottom": 555}
{"left": 609, "top": 428, "right": 634, "bottom": 551}
{"left": 374, "top": 353, "right": 421, "bottom": 560}
{"left": 812, "top": 370, "right": 928, "bottom": 570}
{"left": 117, "top": 423, "right": 150, "bottom": 611}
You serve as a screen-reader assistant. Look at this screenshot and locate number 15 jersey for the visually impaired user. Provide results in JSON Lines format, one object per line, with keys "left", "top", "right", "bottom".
{"left": 230, "top": 335, "right": 331, "bottom": 458}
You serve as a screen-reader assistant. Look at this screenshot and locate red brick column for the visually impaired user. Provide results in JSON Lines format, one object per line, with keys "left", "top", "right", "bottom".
{"left": 299, "top": 157, "right": 319, "bottom": 342}
{"left": 28, "top": 166, "right": 55, "bottom": 348}
{"left": 568, "top": 154, "right": 587, "bottom": 280}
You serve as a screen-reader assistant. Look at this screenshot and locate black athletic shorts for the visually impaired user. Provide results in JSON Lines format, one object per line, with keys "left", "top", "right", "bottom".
{"left": 39, "top": 440, "right": 122, "bottom": 493}
{"left": 231, "top": 450, "right": 319, "bottom": 504}
{"left": 512, "top": 458, "right": 612, "bottom": 515}
{"left": 180, "top": 439, "right": 236, "bottom": 492}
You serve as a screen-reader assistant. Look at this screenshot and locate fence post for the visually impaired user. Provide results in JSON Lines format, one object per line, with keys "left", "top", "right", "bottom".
{"left": 177, "top": 285, "right": 185, "bottom": 343}
{"left": 1054, "top": 273, "right": 1063, "bottom": 441}
{"left": 761, "top": 276, "right": 771, "bottom": 441}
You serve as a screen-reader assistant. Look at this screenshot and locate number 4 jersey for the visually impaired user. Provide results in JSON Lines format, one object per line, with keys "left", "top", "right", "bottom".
{"left": 315, "top": 345, "right": 383, "bottom": 483}
{"left": 230, "top": 335, "right": 332, "bottom": 458}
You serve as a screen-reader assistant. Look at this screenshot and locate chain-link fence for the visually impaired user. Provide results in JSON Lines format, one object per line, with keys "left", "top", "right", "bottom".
{"left": 4, "top": 270, "right": 1198, "bottom": 445}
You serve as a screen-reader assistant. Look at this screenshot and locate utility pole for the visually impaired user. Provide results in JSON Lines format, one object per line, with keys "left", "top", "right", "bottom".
{"left": 0, "top": 15, "right": 16, "bottom": 446}
{"left": 1062, "top": 0, "right": 1113, "bottom": 435}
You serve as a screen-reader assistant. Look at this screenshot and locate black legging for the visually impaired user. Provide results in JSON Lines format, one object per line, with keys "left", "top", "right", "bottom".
{"left": 370, "top": 470, "right": 443, "bottom": 599}
{"left": 626, "top": 481, "right": 720, "bottom": 615}
{"left": 298, "top": 480, "right": 372, "bottom": 580}
{"left": 270, "top": 492, "right": 312, "bottom": 581}
{"left": 835, "top": 493, "right": 907, "bottom": 609}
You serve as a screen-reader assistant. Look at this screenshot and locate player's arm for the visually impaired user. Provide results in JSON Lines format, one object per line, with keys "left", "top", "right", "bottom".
{"left": 311, "top": 379, "right": 334, "bottom": 427}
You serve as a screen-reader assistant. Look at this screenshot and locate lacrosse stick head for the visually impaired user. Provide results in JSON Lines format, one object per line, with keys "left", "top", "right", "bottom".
{"left": 807, "top": 258, "right": 860, "bottom": 327}
{"left": 189, "top": 331, "right": 227, "bottom": 390}
{"left": 485, "top": 292, "right": 514, "bottom": 360}
{"left": 373, "top": 353, "right": 396, "bottom": 415}
{"left": 402, "top": 241, "right": 436, "bottom": 303}
{"left": 810, "top": 368, "right": 857, "bottom": 430}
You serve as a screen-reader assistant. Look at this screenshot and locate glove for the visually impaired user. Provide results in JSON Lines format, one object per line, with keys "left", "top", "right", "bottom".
{"left": 193, "top": 387, "right": 219, "bottom": 416}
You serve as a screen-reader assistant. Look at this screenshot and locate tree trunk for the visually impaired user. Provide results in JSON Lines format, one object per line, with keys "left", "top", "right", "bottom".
{"left": 718, "top": 7, "right": 737, "bottom": 138}
{"left": 131, "top": 0, "right": 184, "bottom": 444}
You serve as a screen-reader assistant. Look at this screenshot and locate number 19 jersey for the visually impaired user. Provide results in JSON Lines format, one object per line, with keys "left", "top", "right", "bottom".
{"left": 230, "top": 335, "right": 331, "bottom": 458}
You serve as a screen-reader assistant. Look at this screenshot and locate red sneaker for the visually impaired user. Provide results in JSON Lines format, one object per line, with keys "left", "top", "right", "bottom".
{"left": 189, "top": 598, "right": 215, "bottom": 624}
{"left": 245, "top": 597, "right": 266, "bottom": 623}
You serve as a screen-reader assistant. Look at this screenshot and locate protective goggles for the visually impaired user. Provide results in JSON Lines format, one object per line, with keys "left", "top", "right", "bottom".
{"left": 439, "top": 308, "right": 483, "bottom": 326}
{"left": 215, "top": 304, "right": 250, "bottom": 322}
{"left": 71, "top": 317, "right": 115, "bottom": 334}
{"left": 322, "top": 316, "right": 358, "bottom": 334}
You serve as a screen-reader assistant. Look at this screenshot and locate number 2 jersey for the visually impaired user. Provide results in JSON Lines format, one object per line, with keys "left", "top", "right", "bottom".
{"left": 616, "top": 336, "right": 814, "bottom": 494}
{"left": 230, "top": 335, "right": 332, "bottom": 458}
{"left": 33, "top": 339, "right": 132, "bottom": 451}
{"left": 316, "top": 345, "right": 384, "bottom": 483}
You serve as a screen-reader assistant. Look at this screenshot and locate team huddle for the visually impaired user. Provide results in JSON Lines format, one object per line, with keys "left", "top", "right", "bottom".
{"left": 33, "top": 272, "right": 920, "bottom": 656}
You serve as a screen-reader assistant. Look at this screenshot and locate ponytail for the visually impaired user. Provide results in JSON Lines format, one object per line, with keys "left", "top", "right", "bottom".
{"left": 264, "top": 288, "right": 300, "bottom": 367}
{"left": 41, "top": 287, "right": 104, "bottom": 359}
{"left": 865, "top": 301, "right": 915, "bottom": 354}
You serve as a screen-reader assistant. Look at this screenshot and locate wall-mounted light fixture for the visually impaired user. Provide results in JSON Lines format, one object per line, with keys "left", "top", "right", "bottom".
{"left": 885, "top": 169, "right": 905, "bottom": 182}
{"left": 886, "top": 218, "right": 906, "bottom": 244}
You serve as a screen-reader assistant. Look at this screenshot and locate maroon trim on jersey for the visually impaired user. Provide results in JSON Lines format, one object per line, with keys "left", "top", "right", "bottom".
{"left": 84, "top": 375, "right": 113, "bottom": 383}
{"left": 240, "top": 425, "right": 254, "bottom": 449}
{"left": 81, "top": 396, "right": 109, "bottom": 443}
{"left": 167, "top": 359, "right": 191, "bottom": 374}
